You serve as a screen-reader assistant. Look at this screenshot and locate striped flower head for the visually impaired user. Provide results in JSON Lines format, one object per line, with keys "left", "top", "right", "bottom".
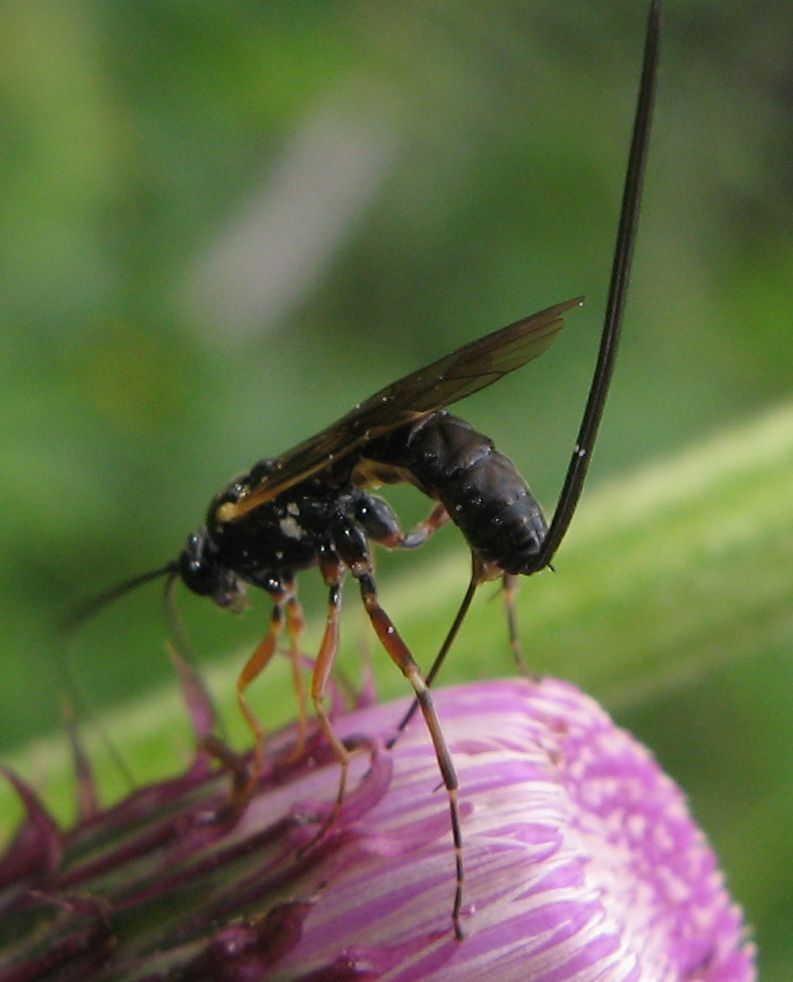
{"left": 2, "top": 675, "right": 754, "bottom": 980}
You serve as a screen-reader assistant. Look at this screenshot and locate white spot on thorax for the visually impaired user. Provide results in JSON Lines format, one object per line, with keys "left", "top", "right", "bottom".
{"left": 279, "top": 516, "right": 303, "bottom": 539}
{"left": 287, "top": 502, "right": 300, "bottom": 516}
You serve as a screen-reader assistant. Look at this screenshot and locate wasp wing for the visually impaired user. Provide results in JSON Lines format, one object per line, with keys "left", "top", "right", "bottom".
{"left": 225, "top": 297, "right": 582, "bottom": 519}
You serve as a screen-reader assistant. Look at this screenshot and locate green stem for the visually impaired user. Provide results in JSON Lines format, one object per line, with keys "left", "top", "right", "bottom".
{"left": 5, "top": 402, "right": 793, "bottom": 831}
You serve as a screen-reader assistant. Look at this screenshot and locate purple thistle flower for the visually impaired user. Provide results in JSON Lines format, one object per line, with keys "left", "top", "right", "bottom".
{"left": 1, "top": 675, "right": 754, "bottom": 981}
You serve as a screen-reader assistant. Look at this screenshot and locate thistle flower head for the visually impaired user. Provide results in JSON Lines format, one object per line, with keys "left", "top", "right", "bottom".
{"left": 1, "top": 675, "right": 754, "bottom": 980}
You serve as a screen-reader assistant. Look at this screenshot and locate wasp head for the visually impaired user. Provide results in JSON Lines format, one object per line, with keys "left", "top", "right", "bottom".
{"left": 178, "top": 529, "right": 246, "bottom": 611}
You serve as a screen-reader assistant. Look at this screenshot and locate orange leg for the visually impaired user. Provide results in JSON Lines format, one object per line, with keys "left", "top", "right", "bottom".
{"left": 388, "top": 555, "right": 482, "bottom": 746}
{"left": 332, "top": 510, "right": 466, "bottom": 936}
{"left": 390, "top": 562, "right": 531, "bottom": 746}
{"left": 357, "top": 496, "right": 449, "bottom": 552}
{"left": 235, "top": 599, "right": 286, "bottom": 796}
{"left": 502, "top": 573, "right": 529, "bottom": 674}
{"left": 283, "top": 595, "right": 310, "bottom": 761}
{"left": 400, "top": 502, "right": 450, "bottom": 549}
{"left": 303, "top": 565, "right": 352, "bottom": 844}
{"left": 353, "top": 565, "right": 465, "bottom": 940}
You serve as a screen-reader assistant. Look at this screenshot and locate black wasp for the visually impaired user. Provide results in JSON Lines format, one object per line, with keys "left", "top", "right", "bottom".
{"left": 72, "top": 3, "right": 660, "bottom": 941}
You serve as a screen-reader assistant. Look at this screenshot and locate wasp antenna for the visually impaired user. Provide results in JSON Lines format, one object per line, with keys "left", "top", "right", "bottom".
{"left": 163, "top": 570, "right": 223, "bottom": 741}
{"left": 538, "top": 0, "right": 661, "bottom": 566}
{"left": 55, "top": 561, "right": 178, "bottom": 790}
{"left": 163, "top": 566, "right": 192, "bottom": 663}
{"left": 60, "top": 685, "right": 137, "bottom": 796}
{"left": 62, "top": 562, "right": 178, "bottom": 635}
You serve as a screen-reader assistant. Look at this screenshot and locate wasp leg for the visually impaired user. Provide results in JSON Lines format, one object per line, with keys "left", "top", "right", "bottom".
{"left": 283, "top": 595, "right": 310, "bottom": 762}
{"left": 392, "top": 565, "right": 533, "bottom": 750}
{"left": 334, "top": 519, "right": 465, "bottom": 939}
{"left": 401, "top": 502, "right": 450, "bottom": 549}
{"left": 234, "top": 596, "right": 288, "bottom": 801}
{"left": 388, "top": 554, "right": 483, "bottom": 747}
{"left": 354, "top": 494, "right": 449, "bottom": 551}
{"left": 502, "top": 572, "right": 530, "bottom": 675}
{"left": 299, "top": 560, "right": 355, "bottom": 848}
{"left": 202, "top": 733, "right": 250, "bottom": 804}
{"left": 358, "top": 567, "right": 465, "bottom": 938}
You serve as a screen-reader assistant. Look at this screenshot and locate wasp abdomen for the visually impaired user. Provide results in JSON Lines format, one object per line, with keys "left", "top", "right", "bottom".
{"left": 402, "top": 412, "right": 547, "bottom": 575}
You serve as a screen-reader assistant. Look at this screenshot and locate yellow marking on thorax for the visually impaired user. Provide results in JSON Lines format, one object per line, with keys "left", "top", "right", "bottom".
{"left": 351, "top": 458, "right": 417, "bottom": 490}
{"left": 216, "top": 501, "right": 238, "bottom": 523}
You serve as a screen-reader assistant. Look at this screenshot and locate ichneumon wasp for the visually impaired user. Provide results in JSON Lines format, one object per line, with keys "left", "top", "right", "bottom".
{"left": 70, "top": 2, "right": 660, "bottom": 940}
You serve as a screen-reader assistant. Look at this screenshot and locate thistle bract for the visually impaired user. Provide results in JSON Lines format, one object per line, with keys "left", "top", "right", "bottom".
{"left": 1, "top": 677, "right": 754, "bottom": 981}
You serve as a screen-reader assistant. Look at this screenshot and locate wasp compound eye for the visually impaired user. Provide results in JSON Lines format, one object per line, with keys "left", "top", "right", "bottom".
{"left": 179, "top": 531, "right": 242, "bottom": 609}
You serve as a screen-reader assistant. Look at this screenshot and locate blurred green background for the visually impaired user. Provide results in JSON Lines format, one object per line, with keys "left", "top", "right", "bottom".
{"left": 1, "top": 0, "right": 792, "bottom": 975}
